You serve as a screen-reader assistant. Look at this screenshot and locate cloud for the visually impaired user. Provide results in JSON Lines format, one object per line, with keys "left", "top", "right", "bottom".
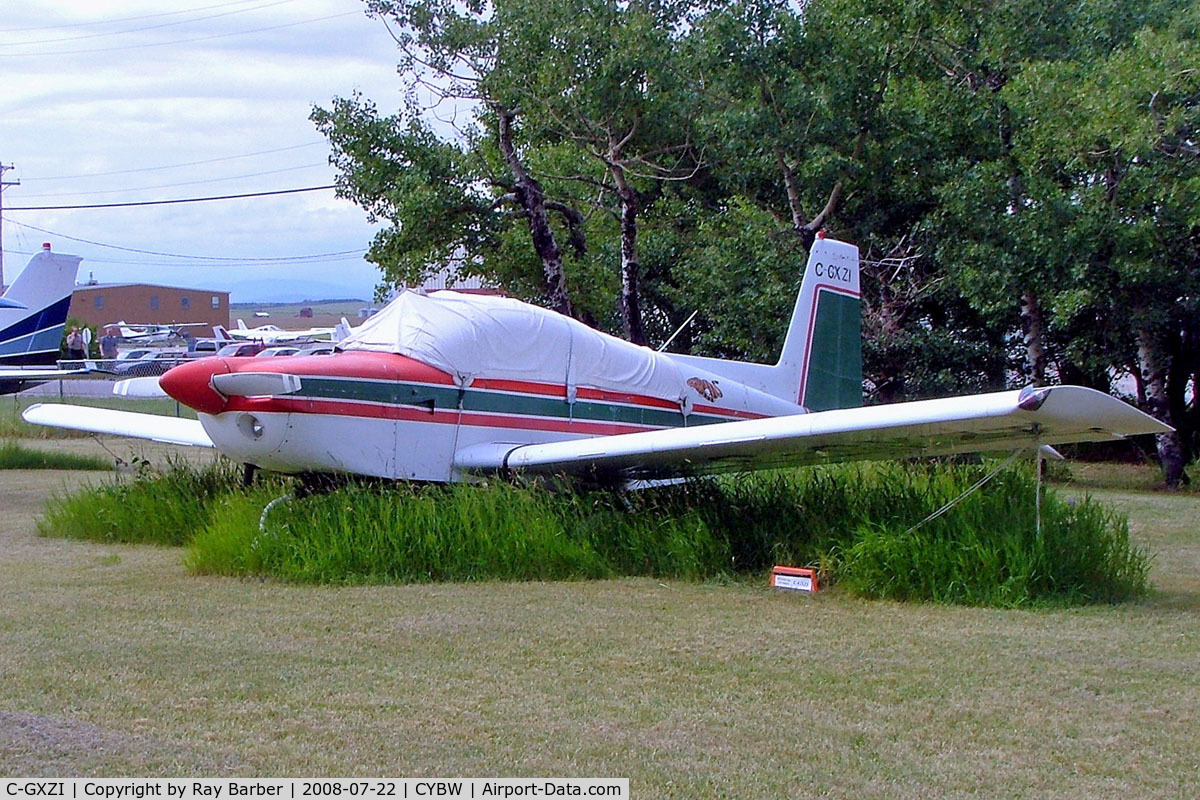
{"left": 1, "top": 0, "right": 404, "bottom": 300}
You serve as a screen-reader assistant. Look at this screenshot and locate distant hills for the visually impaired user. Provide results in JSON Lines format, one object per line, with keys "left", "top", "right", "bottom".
{"left": 227, "top": 279, "right": 371, "bottom": 304}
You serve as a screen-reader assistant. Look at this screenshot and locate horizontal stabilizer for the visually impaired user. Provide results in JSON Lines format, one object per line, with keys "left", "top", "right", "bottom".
{"left": 113, "top": 377, "right": 167, "bottom": 397}
{"left": 21, "top": 403, "right": 214, "bottom": 447}
{"left": 455, "top": 386, "right": 1170, "bottom": 479}
{"left": 0, "top": 366, "right": 105, "bottom": 396}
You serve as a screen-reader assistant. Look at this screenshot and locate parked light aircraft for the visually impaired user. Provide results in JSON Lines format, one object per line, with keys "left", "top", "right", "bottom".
{"left": 109, "top": 321, "right": 207, "bottom": 344}
{"left": 23, "top": 236, "right": 1171, "bottom": 483}
{"left": 0, "top": 244, "right": 96, "bottom": 394}
{"left": 215, "top": 318, "right": 341, "bottom": 345}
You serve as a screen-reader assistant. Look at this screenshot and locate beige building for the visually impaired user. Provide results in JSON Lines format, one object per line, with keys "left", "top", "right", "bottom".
{"left": 68, "top": 283, "right": 229, "bottom": 331}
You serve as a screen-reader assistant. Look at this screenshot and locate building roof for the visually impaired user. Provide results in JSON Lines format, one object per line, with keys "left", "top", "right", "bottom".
{"left": 74, "top": 282, "right": 228, "bottom": 294}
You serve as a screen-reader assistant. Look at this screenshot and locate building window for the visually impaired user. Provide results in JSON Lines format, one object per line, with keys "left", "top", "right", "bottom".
{"left": 181, "top": 296, "right": 190, "bottom": 310}
{"left": 94, "top": 296, "right": 104, "bottom": 309}
{"left": 150, "top": 295, "right": 160, "bottom": 310}
{"left": 211, "top": 295, "right": 221, "bottom": 309}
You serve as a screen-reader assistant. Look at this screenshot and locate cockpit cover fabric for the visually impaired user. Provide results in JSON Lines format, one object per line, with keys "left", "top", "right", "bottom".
{"left": 339, "top": 291, "right": 688, "bottom": 402}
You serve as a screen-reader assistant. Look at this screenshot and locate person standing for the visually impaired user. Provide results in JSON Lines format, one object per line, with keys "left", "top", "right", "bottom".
{"left": 99, "top": 327, "right": 119, "bottom": 361}
{"left": 65, "top": 326, "right": 86, "bottom": 361}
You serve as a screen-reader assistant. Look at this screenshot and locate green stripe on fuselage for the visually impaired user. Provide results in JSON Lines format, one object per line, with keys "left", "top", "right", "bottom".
{"left": 295, "top": 376, "right": 736, "bottom": 428}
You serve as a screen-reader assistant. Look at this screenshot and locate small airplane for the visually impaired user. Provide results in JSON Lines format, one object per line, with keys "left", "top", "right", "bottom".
{"left": 23, "top": 235, "right": 1171, "bottom": 485}
{"left": 0, "top": 243, "right": 98, "bottom": 394}
{"left": 108, "top": 321, "right": 207, "bottom": 344}
{"left": 214, "top": 319, "right": 340, "bottom": 346}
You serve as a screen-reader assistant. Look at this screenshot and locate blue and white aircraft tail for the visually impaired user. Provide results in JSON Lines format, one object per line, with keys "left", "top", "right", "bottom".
{"left": 0, "top": 243, "right": 82, "bottom": 366}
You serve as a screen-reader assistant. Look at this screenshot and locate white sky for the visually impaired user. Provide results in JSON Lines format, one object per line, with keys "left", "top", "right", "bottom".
{"left": 0, "top": 0, "right": 409, "bottom": 301}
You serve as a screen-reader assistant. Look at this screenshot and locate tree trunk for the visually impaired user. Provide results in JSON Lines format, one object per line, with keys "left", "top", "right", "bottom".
{"left": 1178, "top": 315, "right": 1199, "bottom": 465}
{"left": 495, "top": 106, "right": 573, "bottom": 318}
{"left": 609, "top": 160, "right": 647, "bottom": 346}
{"left": 1136, "top": 325, "right": 1188, "bottom": 488}
{"left": 775, "top": 148, "right": 805, "bottom": 230}
{"left": 864, "top": 270, "right": 906, "bottom": 404}
{"left": 1166, "top": 327, "right": 1193, "bottom": 467}
{"left": 1019, "top": 289, "right": 1048, "bottom": 387}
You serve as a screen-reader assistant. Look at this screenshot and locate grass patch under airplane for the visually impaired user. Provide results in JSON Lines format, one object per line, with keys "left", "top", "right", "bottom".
{"left": 39, "top": 460, "right": 1149, "bottom": 606}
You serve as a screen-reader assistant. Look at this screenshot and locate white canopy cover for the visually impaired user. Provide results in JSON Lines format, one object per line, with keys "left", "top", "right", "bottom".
{"left": 339, "top": 290, "right": 688, "bottom": 402}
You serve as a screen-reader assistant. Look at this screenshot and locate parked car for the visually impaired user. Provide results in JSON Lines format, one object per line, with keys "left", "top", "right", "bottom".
{"left": 297, "top": 344, "right": 336, "bottom": 356}
{"left": 189, "top": 338, "right": 222, "bottom": 355}
{"left": 216, "top": 342, "right": 266, "bottom": 357}
{"left": 253, "top": 346, "right": 301, "bottom": 358}
{"left": 113, "top": 348, "right": 154, "bottom": 362}
{"left": 112, "top": 350, "right": 189, "bottom": 376}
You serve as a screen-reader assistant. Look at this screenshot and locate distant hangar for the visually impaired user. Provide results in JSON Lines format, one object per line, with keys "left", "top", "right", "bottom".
{"left": 68, "top": 281, "right": 229, "bottom": 332}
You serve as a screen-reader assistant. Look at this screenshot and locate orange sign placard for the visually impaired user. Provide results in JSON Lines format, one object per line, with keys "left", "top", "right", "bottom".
{"left": 770, "top": 565, "right": 819, "bottom": 593}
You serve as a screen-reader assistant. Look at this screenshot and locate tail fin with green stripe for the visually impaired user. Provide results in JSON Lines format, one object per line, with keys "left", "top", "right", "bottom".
{"left": 664, "top": 235, "right": 861, "bottom": 409}
{"left": 780, "top": 236, "right": 862, "bottom": 411}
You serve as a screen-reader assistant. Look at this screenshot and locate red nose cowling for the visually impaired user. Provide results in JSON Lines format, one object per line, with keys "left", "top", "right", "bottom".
{"left": 159, "top": 358, "right": 233, "bottom": 414}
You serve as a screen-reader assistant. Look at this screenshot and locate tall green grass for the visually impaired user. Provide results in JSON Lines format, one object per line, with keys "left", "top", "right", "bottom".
{"left": 185, "top": 481, "right": 721, "bottom": 583}
{"left": 39, "top": 459, "right": 1151, "bottom": 605}
{"left": 0, "top": 441, "right": 112, "bottom": 470}
{"left": 38, "top": 458, "right": 247, "bottom": 545}
{"left": 833, "top": 468, "right": 1150, "bottom": 605}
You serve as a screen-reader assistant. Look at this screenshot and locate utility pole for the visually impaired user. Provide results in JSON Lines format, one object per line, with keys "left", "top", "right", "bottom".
{"left": 0, "top": 162, "right": 19, "bottom": 292}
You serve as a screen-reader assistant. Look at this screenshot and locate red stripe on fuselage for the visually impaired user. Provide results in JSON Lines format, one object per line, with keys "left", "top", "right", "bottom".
{"left": 224, "top": 396, "right": 659, "bottom": 436}
{"left": 223, "top": 349, "right": 768, "bottom": 421}
{"left": 236, "top": 350, "right": 458, "bottom": 385}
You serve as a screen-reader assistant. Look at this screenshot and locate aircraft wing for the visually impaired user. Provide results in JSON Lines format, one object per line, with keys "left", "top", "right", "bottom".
{"left": 21, "top": 403, "right": 214, "bottom": 447}
{"left": 454, "top": 386, "right": 1171, "bottom": 479}
{"left": 0, "top": 367, "right": 103, "bottom": 395}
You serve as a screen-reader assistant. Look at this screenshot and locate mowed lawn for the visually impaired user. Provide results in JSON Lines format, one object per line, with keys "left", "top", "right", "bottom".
{"left": 0, "top": 453, "right": 1197, "bottom": 797}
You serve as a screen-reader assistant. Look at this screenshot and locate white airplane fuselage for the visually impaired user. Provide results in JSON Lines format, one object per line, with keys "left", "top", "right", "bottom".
{"left": 26, "top": 236, "right": 1173, "bottom": 477}
{"left": 161, "top": 350, "right": 806, "bottom": 481}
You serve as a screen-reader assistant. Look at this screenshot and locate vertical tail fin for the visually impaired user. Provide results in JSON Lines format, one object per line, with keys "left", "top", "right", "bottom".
{"left": 779, "top": 236, "right": 862, "bottom": 411}
{"left": 213, "top": 325, "right": 233, "bottom": 342}
{"left": 0, "top": 244, "right": 82, "bottom": 366}
{"left": 236, "top": 319, "right": 249, "bottom": 331}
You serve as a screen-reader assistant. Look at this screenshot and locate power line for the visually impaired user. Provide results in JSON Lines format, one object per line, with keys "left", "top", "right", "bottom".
{"left": 0, "top": 161, "right": 19, "bottom": 289}
{"left": 0, "top": 0, "right": 281, "bottom": 34}
{"left": 19, "top": 163, "right": 328, "bottom": 199}
{"left": 24, "top": 142, "right": 324, "bottom": 181}
{"left": 3, "top": 0, "right": 299, "bottom": 46}
{"left": 0, "top": 11, "right": 360, "bottom": 57}
{"left": 4, "top": 220, "right": 367, "bottom": 267}
{"left": 6, "top": 219, "right": 363, "bottom": 261}
{"left": 5, "top": 249, "right": 366, "bottom": 269}
{"left": 6, "top": 184, "right": 337, "bottom": 211}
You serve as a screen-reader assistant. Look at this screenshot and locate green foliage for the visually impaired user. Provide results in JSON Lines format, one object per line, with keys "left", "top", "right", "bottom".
{"left": 37, "top": 459, "right": 1145, "bottom": 607}
{"left": 316, "top": 0, "right": 1198, "bottom": 468}
{"left": 0, "top": 441, "right": 112, "bottom": 471}
{"left": 319, "top": 0, "right": 1197, "bottom": 377}
{"left": 837, "top": 469, "right": 1149, "bottom": 605}
{"left": 38, "top": 458, "right": 250, "bottom": 546}
{"left": 187, "top": 481, "right": 717, "bottom": 583}
{"left": 60, "top": 317, "right": 97, "bottom": 357}
{"left": 311, "top": 97, "right": 497, "bottom": 293}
